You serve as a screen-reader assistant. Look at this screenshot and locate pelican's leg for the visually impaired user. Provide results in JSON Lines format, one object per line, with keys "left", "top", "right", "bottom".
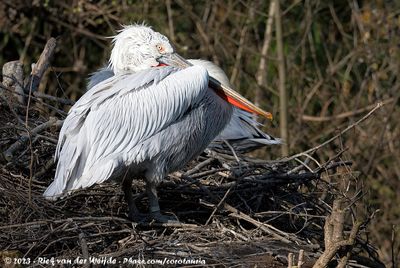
{"left": 146, "top": 182, "right": 178, "bottom": 223}
{"left": 146, "top": 182, "right": 160, "bottom": 214}
{"left": 122, "top": 177, "right": 141, "bottom": 221}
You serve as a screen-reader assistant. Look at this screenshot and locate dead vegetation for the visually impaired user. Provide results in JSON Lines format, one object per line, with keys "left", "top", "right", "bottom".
{"left": 1, "top": 0, "right": 399, "bottom": 267}
{"left": 0, "top": 102, "right": 385, "bottom": 267}
{"left": 0, "top": 44, "right": 385, "bottom": 268}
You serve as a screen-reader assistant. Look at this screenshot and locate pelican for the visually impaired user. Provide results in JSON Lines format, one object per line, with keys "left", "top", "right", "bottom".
{"left": 44, "top": 24, "right": 274, "bottom": 222}
{"left": 88, "top": 61, "right": 281, "bottom": 155}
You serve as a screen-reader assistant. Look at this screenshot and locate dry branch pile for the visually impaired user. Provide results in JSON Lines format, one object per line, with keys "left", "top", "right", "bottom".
{"left": 0, "top": 48, "right": 384, "bottom": 268}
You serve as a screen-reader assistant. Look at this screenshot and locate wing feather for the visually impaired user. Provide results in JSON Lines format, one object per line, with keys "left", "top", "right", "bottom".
{"left": 44, "top": 65, "right": 209, "bottom": 199}
{"left": 85, "top": 62, "right": 282, "bottom": 155}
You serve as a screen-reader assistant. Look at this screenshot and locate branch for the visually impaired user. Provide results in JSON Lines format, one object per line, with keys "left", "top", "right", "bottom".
{"left": 1, "top": 83, "right": 75, "bottom": 106}
{"left": 2, "top": 61, "right": 25, "bottom": 104}
{"left": 301, "top": 98, "right": 394, "bottom": 122}
{"left": 25, "top": 37, "right": 57, "bottom": 93}
{"left": 255, "top": 0, "right": 275, "bottom": 106}
{"left": 313, "top": 199, "right": 362, "bottom": 268}
{"left": 274, "top": 0, "right": 289, "bottom": 156}
{"left": 3, "top": 117, "right": 64, "bottom": 161}
{"left": 287, "top": 102, "right": 384, "bottom": 160}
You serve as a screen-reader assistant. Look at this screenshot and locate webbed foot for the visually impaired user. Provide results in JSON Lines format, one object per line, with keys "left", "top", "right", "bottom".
{"left": 149, "top": 211, "right": 179, "bottom": 223}
{"left": 127, "top": 211, "right": 148, "bottom": 223}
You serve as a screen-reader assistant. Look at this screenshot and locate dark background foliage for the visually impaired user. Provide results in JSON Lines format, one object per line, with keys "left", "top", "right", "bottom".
{"left": 1, "top": 0, "right": 399, "bottom": 265}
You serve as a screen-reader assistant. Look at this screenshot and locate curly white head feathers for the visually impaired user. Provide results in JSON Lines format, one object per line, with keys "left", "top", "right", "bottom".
{"left": 108, "top": 24, "right": 272, "bottom": 119}
{"left": 109, "top": 25, "right": 174, "bottom": 74}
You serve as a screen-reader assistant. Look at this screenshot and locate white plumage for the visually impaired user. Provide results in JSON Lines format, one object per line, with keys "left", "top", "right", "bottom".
{"left": 88, "top": 59, "right": 281, "bottom": 154}
{"left": 45, "top": 66, "right": 212, "bottom": 195}
{"left": 44, "top": 24, "right": 278, "bottom": 222}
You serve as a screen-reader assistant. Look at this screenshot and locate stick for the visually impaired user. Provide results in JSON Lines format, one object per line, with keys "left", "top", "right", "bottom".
{"left": 166, "top": 0, "right": 176, "bottom": 42}
{"left": 298, "top": 249, "right": 304, "bottom": 268}
{"left": 182, "top": 174, "right": 293, "bottom": 243}
{"left": 301, "top": 98, "right": 393, "bottom": 122}
{"left": 287, "top": 252, "right": 294, "bottom": 268}
{"left": 312, "top": 199, "right": 362, "bottom": 268}
{"left": 287, "top": 102, "right": 383, "bottom": 160}
{"left": 255, "top": 0, "right": 276, "bottom": 106}
{"left": 243, "top": 171, "right": 320, "bottom": 185}
{"left": 2, "top": 61, "right": 25, "bottom": 104}
{"left": 138, "top": 221, "right": 199, "bottom": 229}
{"left": 79, "top": 233, "right": 90, "bottom": 268}
{"left": 3, "top": 117, "right": 63, "bottom": 161}
{"left": 184, "top": 158, "right": 215, "bottom": 176}
{"left": 226, "top": 205, "right": 292, "bottom": 243}
{"left": 25, "top": 37, "right": 57, "bottom": 93}
{"left": 1, "top": 83, "right": 75, "bottom": 106}
{"left": 275, "top": 0, "right": 289, "bottom": 156}
{"left": 33, "top": 91, "right": 75, "bottom": 106}
{"left": 0, "top": 216, "right": 132, "bottom": 230}
{"left": 205, "top": 186, "right": 232, "bottom": 225}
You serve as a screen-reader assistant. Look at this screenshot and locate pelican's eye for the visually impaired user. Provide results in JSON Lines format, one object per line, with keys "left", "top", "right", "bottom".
{"left": 156, "top": 44, "right": 165, "bottom": 53}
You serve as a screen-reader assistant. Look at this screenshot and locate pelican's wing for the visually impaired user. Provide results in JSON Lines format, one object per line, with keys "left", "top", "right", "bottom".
{"left": 87, "top": 66, "right": 114, "bottom": 90}
{"left": 209, "top": 108, "right": 281, "bottom": 154}
{"left": 44, "top": 65, "right": 209, "bottom": 199}
{"left": 85, "top": 60, "right": 281, "bottom": 155}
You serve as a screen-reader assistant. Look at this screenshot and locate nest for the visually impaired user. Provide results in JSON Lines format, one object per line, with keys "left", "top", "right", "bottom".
{"left": 0, "top": 102, "right": 385, "bottom": 268}
{"left": 0, "top": 41, "right": 384, "bottom": 267}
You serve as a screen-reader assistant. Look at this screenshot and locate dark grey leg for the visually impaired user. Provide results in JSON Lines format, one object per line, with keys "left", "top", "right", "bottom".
{"left": 146, "top": 182, "right": 178, "bottom": 223}
{"left": 146, "top": 182, "right": 161, "bottom": 214}
{"left": 122, "top": 177, "right": 140, "bottom": 221}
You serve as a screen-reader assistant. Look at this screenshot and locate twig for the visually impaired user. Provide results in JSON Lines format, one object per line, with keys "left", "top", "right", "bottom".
{"left": 48, "top": 16, "right": 108, "bottom": 43}
{"left": 312, "top": 199, "right": 363, "bottom": 268}
{"left": 223, "top": 140, "right": 241, "bottom": 163}
{"left": 27, "top": 132, "right": 33, "bottom": 204}
{"left": 79, "top": 233, "right": 90, "bottom": 268}
{"left": 227, "top": 205, "right": 292, "bottom": 243}
{"left": 33, "top": 159, "right": 56, "bottom": 180}
{"left": 165, "top": 0, "right": 176, "bottom": 42}
{"left": 205, "top": 186, "right": 232, "bottom": 225}
{"left": 275, "top": 0, "right": 289, "bottom": 156}
{"left": 287, "top": 102, "right": 384, "bottom": 160}
{"left": 313, "top": 147, "right": 352, "bottom": 173}
{"left": 298, "top": 249, "right": 304, "bottom": 268}
{"left": 24, "top": 38, "right": 56, "bottom": 128}
{"left": 181, "top": 173, "right": 293, "bottom": 242}
{"left": 25, "top": 37, "right": 57, "bottom": 93}
{"left": 229, "top": 5, "right": 252, "bottom": 85}
{"left": 243, "top": 171, "right": 320, "bottom": 185}
{"left": 364, "top": 92, "right": 400, "bottom": 176}
{"left": 1, "top": 83, "right": 73, "bottom": 109}
{"left": 301, "top": 98, "right": 394, "bottom": 122}
{"left": 138, "top": 221, "right": 199, "bottom": 229}
{"left": 0, "top": 216, "right": 132, "bottom": 230}
{"left": 2, "top": 81, "right": 75, "bottom": 105}
{"left": 288, "top": 252, "right": 294, "bottom": 268}
{"left": 33, "top": 91, "right": 75, "bottom": 106}
{"left": 3, "top": 117, "right": 64, "bottom": 161}
{"left": 2, "top": 61, "right": 25, "bottom": 104}
{"left": 184, "top": 157, "right": 215, "bottom": 176}
{"left": 391, "top": 225, "right": 396, "bottom": 268}
{"left": 0, "top": 93, "right": 25, "bottom": 126}
{"left": 255, "top": 0, "right": 275, "bottom": 106}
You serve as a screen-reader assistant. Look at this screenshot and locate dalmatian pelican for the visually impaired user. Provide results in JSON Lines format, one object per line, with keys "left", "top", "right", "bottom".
{"left": 44, "top": 24, "right": 276, "bottom": 222}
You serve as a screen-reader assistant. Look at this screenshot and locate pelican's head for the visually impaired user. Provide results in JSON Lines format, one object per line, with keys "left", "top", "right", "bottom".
{"left": 109, "top": 24, "right": 176, "bottom": 74}
{"left": 109, "top": 24, "right": 273, "bottom": 120}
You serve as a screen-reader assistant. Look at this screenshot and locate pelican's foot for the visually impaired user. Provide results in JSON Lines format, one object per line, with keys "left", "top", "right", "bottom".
{"left": 149, "top": 211, "right": 179, "bottom": 223}
{"left": 127, "top": 211, "right": 148, "bottom": 223}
